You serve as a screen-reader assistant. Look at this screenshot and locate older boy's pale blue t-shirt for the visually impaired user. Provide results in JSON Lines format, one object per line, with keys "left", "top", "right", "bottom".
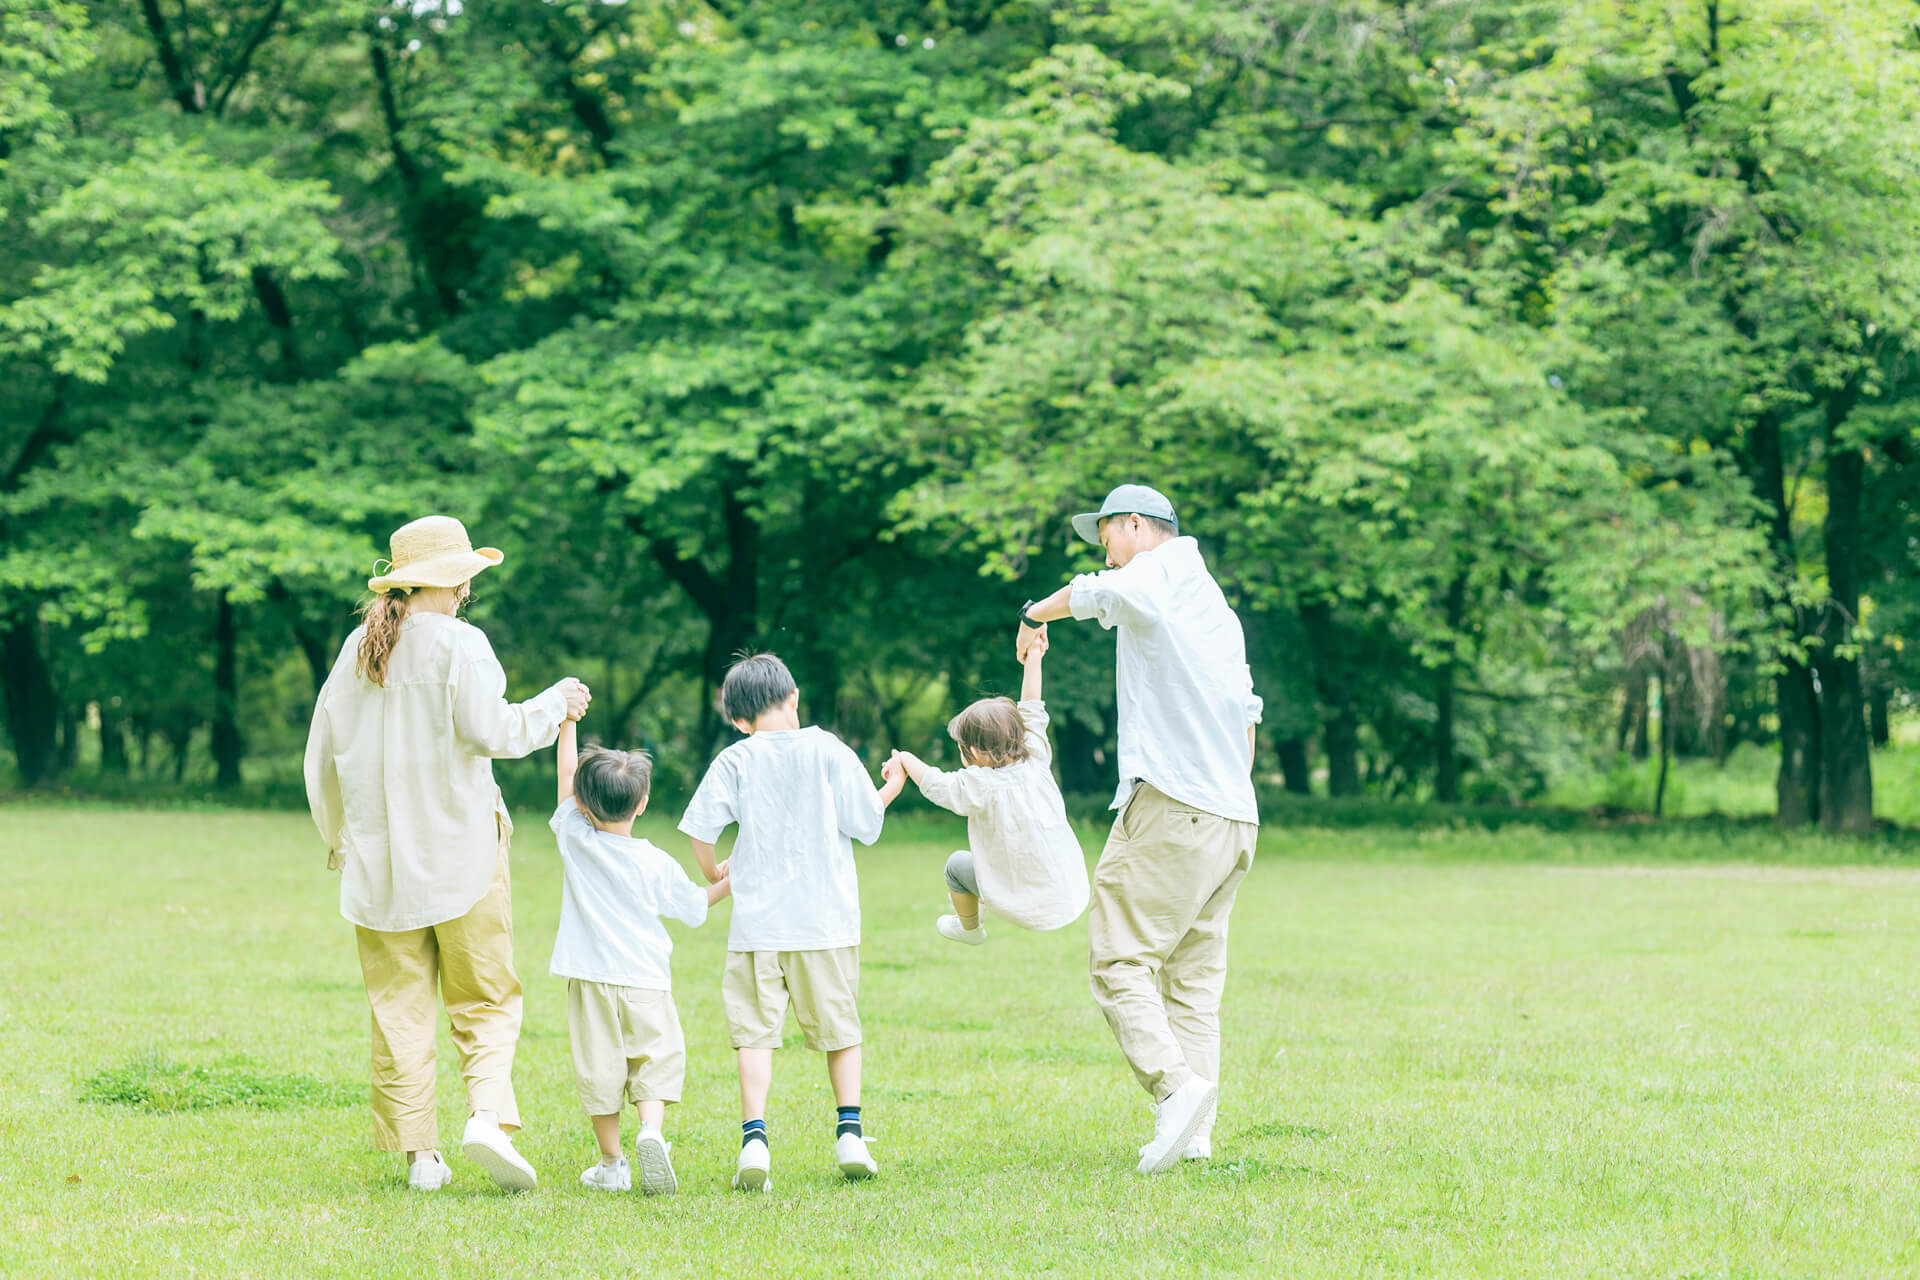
{"left": 549, "top": 801, "right": 709, "bottom": 990}
{"left": 678, "top": 727, "right": 884, "bottom": 953}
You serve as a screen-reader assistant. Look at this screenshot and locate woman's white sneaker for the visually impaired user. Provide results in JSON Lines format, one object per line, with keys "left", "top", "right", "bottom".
{"left": 407, "top": 1151, "right": 451, "bottom": 1191}
{"left": 936, "top": 914, "right": 987, "bottom": 946}
{"left": 580, "top": 1157, "right": 631, "bottom": 1191}
{"left": 1135, "top": 1079, "right": 1217, "bottom": 1174}
{"left": 461, "top": 1114, "right": 538, "bottom": 1191}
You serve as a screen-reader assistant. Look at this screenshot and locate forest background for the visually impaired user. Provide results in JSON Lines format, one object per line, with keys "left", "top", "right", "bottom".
{"left": 6, "top": 0, "right": 1918, "bottom": 832}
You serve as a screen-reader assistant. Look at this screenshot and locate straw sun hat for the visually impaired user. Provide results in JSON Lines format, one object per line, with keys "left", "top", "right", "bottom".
{"left": 366, "top": 515, "right": 503, "bottom": 593}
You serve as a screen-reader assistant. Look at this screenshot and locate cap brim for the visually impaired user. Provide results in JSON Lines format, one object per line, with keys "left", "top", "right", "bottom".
{"left": 368, "top": 548, "right": 503, "bottom": 593}
{"left": 1071, "top": 512, "right": 1104, "bottom": 545}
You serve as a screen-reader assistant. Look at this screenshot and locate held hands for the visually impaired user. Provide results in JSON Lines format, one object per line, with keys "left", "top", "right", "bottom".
{"left": 878, "top": 752, "right": 908, "bottom": 804}
{"left": 1016, "top": 621, "right": 1048, "bottom": 664}
{"left": 558, "top": 677, "right": 592, "bottom": 721}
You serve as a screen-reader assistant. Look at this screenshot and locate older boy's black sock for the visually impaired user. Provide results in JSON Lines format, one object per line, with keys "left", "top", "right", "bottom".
{"left": 836, "top": 1106, "right": 862, "bottom": 1139}
{"left": 742, "top": 1119, "right": 767, "bottom": 1149}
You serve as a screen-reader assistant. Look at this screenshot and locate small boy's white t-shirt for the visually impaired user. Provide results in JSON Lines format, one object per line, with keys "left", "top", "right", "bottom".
{"left": 677, "top": 726, "right": 884, "bottom": 953}
{"left": 916, "top": 700, "right": 1089, "bottom": 931}
{"left": 549, "top": 801, "right": 709, "bottom": 990}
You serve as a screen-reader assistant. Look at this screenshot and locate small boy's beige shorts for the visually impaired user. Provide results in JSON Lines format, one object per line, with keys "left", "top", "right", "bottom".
{"left": 566, "top": 979, "right": 686, "bottom": 1113}
{"left": 722, "top": 947, "right": 861, "bottom": 1051}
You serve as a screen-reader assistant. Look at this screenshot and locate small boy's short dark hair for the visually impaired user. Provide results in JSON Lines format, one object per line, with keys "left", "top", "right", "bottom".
{"left": 574, "top": 747, "right": 653, "bottom": 823}
{"left": 721, "top": 652, "right": 797, "bottom": 727}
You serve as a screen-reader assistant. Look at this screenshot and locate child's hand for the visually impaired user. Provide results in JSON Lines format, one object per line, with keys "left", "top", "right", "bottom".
{"left": 881, "top": 753, "right": 904, "bottom": 786}
{"left": 1025, "top": 625, "right": 1050, "bottom": 661}
{"left": 707, "top": 857, "right": 730, "bottom": 885}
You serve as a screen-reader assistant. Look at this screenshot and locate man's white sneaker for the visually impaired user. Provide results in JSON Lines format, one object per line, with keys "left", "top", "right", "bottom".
{"left": 835, "top": 1132, "right": 878, "bottom": 1179}
{"left": 1135, "top": 1078, "right": 1217, "bottom": 1174}
{"left": 733, "top": 1138, "right": 772, "bottom": 1192}
{"left": 407, "top": 1151, "right": 451, "bottom": 1191}
{"left": 936, "top": 914, "right": 987, "bottom": 946}
{"left": 633, "top": 1127, "right": 678, "bottom": 1196}
{"left": 461, "top": 1115, "right": 538, "bottom": 1192}
{"left": 580, "top": 1157, "right": 631, "bottom": 1192}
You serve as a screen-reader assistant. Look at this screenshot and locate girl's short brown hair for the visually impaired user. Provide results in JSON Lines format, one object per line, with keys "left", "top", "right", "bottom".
{"left": 947, "top": 697, "right": 1029, "bottom": 769}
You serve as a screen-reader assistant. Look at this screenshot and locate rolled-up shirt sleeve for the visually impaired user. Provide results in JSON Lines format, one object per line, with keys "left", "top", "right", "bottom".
{"left": 1243, "top": 667, "right": 1264, "bottom": 726}
{"left": 1069, "top": 565, "right": 1157, "bottom": 630}
{"left": 450, "top": 651, "right": 568, "bottom": 759}
{"left": 303, "top": 696, "right": 343, "bottom": 867}
{"left": 1017, "top": 699, "right": 1053, "bottom": 766}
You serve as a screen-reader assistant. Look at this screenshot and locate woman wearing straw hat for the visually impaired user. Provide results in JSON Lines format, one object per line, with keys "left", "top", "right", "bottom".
{"left": 305, "top": 515, "right": 591, "bottom": 1192}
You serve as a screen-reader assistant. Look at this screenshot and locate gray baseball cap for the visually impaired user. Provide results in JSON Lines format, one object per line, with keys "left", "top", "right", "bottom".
{"left": 1071, "top": 484, "right": 1179, "bottom": 546}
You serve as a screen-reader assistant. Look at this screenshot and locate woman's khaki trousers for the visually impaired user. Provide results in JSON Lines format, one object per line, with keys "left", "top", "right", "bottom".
{"left": 353, "top": 820, "right": 521, "bottom": 1152}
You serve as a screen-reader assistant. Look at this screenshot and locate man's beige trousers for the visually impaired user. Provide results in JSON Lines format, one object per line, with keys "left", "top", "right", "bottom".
{"left": 1088, "top": 782, "right": 1257, "bottom": 1101}
{"left": 354, "top": 819, "right": 521, "bottom": 1152}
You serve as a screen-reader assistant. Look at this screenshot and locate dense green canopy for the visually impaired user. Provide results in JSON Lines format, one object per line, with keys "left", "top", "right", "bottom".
{"left": 4, "top": 0, "right": 1916, "bottom": 828}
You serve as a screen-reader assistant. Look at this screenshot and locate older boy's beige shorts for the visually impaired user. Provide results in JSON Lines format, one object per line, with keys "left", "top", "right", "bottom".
{"left": 721, "top": 948, "right": 861, "bottom": 1051}
{"left": 566, "top": 979, "right": 686, "bottom": 1113}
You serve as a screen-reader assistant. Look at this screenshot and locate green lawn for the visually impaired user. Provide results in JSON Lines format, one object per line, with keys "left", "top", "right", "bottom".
{"left": 5, "top": 805, "right": 1920, "bottom": 1277}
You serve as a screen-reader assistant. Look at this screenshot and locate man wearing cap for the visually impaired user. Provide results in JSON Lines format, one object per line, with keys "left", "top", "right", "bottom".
{"left": 1018, "top": 485, "right": 1262, "bottom": 1174}
{"left": 306, "top": 515, "right": 591, "bottom": 1193}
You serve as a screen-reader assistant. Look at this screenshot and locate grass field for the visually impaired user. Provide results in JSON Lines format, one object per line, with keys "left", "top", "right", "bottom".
{"left": 6, "top": 805, "right": 1920, "bottom": 1277}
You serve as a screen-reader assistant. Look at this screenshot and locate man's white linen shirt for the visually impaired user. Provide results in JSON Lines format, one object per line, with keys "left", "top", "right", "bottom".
{"left": 677, "top": 727, "right": 885, "bottom": 952}
{"left": 548, "top": 801, "right": 709, "bottom": 990}
{"left": 304, "top": 613, "right": 570, "bottom": 932}
{"left": 1068, "top": 536, "right": 1264, "bottom": 824}
{"left": 915, "top": 700, "right": 1090, "bottom": 931}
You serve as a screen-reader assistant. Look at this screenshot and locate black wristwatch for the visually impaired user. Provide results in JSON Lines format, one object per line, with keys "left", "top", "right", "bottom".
{"left": 1020, "top": 599, "right": 1044, "bottom": 629}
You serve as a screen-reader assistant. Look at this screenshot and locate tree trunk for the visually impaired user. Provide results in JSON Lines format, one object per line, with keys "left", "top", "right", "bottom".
{"left": 1653, "top": 671, "right": 1673, "bottom": 817}
{"left": 1434, "top": 572, "right": 1468, "bottom": 804}
{"left": 1869, "top": 686, "right": 1890, "bottom": 750}
{"left": 1815, "top": 409, "right": 1873, "bottom": 834}
{"left": 2, "top": 602, "right": 60, "bottom": 787}
{"left": 1616, "top": 673, "right": 1645, "bottom": 754}
{"left": 1056, "top": 714, "right": 1105, "bottom": 795}
{"left": 638, "top": 486, "right": 759, "bottom": 760}
{"left": 1276, "top": 736, "right": 1310, "bottom": 796}
{"left": 1748, "top": 409, "right": 1820, "bottom": 827}
{"left": 1300, "top": 600, "right": 1359, "bottom": 796}
{"left": 212, "top": 591, "right": 243, "bottom": 789}
{"left": 100, "top": 705, "right": 130, "bottom": 775}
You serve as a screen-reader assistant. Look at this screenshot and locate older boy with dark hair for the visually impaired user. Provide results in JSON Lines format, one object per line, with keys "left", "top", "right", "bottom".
{"left": 552, "top": 717, "right": 730, "bottom": 1196}
{"left": 680, "top": 653, "right": 906, "bottom": 1191}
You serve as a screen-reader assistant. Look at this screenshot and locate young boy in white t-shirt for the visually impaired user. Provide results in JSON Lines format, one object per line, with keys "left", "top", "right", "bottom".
{"left": 552, "top": 717, "right": 730, "bottom": 1196}
{"left": 679, "top": 653, "right": 905, "bottom": 1192}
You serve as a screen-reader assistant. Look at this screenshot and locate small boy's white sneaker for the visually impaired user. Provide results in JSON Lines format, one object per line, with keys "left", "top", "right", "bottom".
{"left": 407, "top": 1151, "right": 451, "bottom": 1191}
{"left": 461, "top": 1114, "right": 538, "bottom": 1192}
{"left": 835, "top": 1132, "right": 878, "bottom": 1179}
{"left": 633, "top": 1127, "right": 678, "bottom": 1196}
{"left": 1135, "top": 1078, "right": 1217, "bottom": 1175}
{"left": 580, "top": 1156, "right": 631, "bottom": 1192}
{"left": 936, "top": 914, "right": 987, "bottom": 946}
{"left": 733, "top": 1138, "right": 772, "bottom": 1192}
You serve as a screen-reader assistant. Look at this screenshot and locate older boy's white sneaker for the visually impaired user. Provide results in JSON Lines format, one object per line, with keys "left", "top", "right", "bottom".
{"left": 633, "top": 1127, "right": 678, "bottom": 1196}
{"left": 936, "top": 914, "right": 986, "bottom": 946}
{"left": 733, "top": 1138, "right": 772, "bottom": 1192}
{"left": 407, "top": 1151, "right": 451, "bottom": 1191}
{"left": 1135, "top": 1078, "right": 1217, "bottom": 1175}
{"left": 835, "top": 1132, "right": 878, "bottom": 1179}
{"left": 461, "top": 1115, "right": 538, "bottom": 1192}
{"left": 580, "top": 1156, "right": 631, "bottom": 1192}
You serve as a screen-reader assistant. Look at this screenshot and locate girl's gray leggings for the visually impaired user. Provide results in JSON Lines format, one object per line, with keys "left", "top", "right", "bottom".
{"left": 943, "top": 849, "right": 978, "bottom": 896}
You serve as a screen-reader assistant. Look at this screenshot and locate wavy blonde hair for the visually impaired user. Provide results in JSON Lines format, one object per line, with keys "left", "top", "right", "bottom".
{"left": 355, "top": 589, "right": 413, "bottom": 687}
